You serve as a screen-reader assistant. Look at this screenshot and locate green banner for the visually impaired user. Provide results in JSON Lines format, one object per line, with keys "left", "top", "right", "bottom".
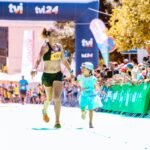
{"left": 102, "top": 83, "right": 150, "bottom": 114}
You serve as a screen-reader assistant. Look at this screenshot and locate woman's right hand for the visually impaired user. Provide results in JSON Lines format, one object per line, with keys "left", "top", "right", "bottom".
{"left": 31, "top": 69, "right": 37, "bottom": 78}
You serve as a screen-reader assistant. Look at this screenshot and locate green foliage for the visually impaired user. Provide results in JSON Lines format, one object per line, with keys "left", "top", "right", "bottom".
{"left": 108, "top": 0, "right": 150, "bottom": 52}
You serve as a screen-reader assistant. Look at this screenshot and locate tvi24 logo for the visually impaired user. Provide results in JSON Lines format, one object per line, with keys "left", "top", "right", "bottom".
{"left": 8, "top": 3, "right": 23, "bottom": 14}
{"left": 35, "top": 6, "right": 59, "bottom": 15}
{"left": 81, "top": 38, "right": 93, "bottom": 48}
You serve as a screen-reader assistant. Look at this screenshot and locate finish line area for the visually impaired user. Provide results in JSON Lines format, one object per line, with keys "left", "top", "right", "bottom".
{"left": 0, "top": 104, "right": 150, "bottom": 150}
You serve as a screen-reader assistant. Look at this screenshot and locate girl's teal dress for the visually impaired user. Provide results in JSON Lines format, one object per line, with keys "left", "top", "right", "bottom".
{"left": 77, "top": 75, "right": 102, "bottom": 110}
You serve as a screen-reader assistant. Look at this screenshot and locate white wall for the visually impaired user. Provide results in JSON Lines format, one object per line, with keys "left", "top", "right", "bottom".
{"left": 0, "top": 20, "right": 55, "bottom": 74}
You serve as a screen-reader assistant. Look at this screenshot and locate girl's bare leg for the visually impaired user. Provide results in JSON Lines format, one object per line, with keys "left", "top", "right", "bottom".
{"left": 89, "top": 110, "right": 94, "bottom": 128}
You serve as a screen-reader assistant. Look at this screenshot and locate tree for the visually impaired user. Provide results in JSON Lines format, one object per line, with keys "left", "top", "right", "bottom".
{"left": 56, "top": 21, "right": 75, "bottom": 54}
{"left": 108, "top": 0, "right": 150, "bottom": 52}
{"left": 99, "top": 0, "right": 121, "bottom": 28}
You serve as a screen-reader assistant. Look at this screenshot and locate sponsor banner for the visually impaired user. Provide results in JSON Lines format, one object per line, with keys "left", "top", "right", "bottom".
{"left": 90, "top": 19, "right": 116, "bottom": 66}
{"left": 0, "top": 1, "right": 98, "bottom": 21}
{"left": 21, "top": 30, "right": 34, "bottom": 77}
{"left": 76, "top": 24, "right": 99, "bottom": 74}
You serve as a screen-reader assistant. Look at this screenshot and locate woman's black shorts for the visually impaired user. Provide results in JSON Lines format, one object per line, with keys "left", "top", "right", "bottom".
{"left": 42, "top": 71, "right": 63, "bottom": 87}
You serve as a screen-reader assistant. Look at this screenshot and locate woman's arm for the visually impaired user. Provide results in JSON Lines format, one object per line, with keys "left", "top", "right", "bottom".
{"left": 60, "top": 44, "right": 74, "bottom": 77}
{"left": 31, "top": 44, "right": 46, "bottom": 78}
{"left": 34, "top": 45, "right": 46, "bottom": 69}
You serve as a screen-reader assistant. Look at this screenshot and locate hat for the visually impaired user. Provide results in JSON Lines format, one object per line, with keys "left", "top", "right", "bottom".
{"left": 123, "top": 59, "right": 129, "bottom": 63}
{"left": 126, "top": 63, "right": 134, "bottom": 69}
{"left": 81, "top": 62, "right": 94, "bottom": 71}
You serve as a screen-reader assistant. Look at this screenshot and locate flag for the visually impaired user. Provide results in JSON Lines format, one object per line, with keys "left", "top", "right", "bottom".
{"left": 90, "top": 19, "right": 115, "bottom": 66}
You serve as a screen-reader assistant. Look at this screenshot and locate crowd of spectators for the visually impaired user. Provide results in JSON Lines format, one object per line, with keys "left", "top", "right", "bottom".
{"left": 0, "top": 80, "right": 79, "bottom": 107}
{"left": 94, "top": 57, "right": 150, "bottom": 87}
{"left": 0, "top": 57, "right": 150, "bottom": 107}
{"left": 0, "top": 65, "right": 8, "bottom": 73}
{"left": 0, "top": 82, "right": 45, "bottom": 104}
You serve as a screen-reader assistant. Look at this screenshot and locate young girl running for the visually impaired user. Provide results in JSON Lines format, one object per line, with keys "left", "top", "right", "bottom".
{"left": 76, "top": 62, "right": 102, "bottom": 128}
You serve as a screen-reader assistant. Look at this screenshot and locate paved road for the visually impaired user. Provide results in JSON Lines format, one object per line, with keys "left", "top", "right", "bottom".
{"left": 0, "top": 103, "right": 150, "bottom": 150}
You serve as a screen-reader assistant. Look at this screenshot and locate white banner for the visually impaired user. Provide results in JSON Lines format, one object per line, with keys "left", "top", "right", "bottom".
{"left": 137, "top": 48, "right": 148, "bottom": 63}
{"left": 21, "top": 30, "right": 34, "bottom": 77}
{"left": 90, "top": 18, "right": 109, "bottom": 66}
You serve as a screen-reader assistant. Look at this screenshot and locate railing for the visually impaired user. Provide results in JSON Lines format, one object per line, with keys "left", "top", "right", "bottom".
{"left": 101, "top": 83, "right": 150, "bottom": 114}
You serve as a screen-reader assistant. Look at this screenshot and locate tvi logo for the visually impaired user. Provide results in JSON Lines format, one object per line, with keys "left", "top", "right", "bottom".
{"left": 35, "top": 6, "right": 59, "bottom": 14}
{"left": 81, "top": 38, "right": 93, "bottom": 48}
{"left": 81, "top": 53, "right": 93, "bottom": 58}
{"left": 8, "top": 3, "right": 23, "bottom": 14}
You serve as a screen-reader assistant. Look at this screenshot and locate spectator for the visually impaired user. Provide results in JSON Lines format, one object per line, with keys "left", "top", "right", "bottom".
{"left": 19, "top": 75, "right": 28, "bottom": 105}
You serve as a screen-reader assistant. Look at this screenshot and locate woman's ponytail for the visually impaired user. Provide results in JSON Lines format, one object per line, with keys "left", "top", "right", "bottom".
{"left": 41, "top": 28, "right": 49, "bottom": 38}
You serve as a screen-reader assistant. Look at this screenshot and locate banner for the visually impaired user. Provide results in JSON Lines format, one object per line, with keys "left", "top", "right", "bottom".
{"left": 90, "top": 19, "right": 116, "bottom": 66}
{"left": 102, "top": 83, "right": 150, "bottom": 114}
{"left": 0, "top": 0, "right": 98, "bottom": 21}
{"left": 75, "top": 24, "right": 99, "bottom": 74}
{"left": 21, "top": 30, "right": 34, "bottom": 78}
